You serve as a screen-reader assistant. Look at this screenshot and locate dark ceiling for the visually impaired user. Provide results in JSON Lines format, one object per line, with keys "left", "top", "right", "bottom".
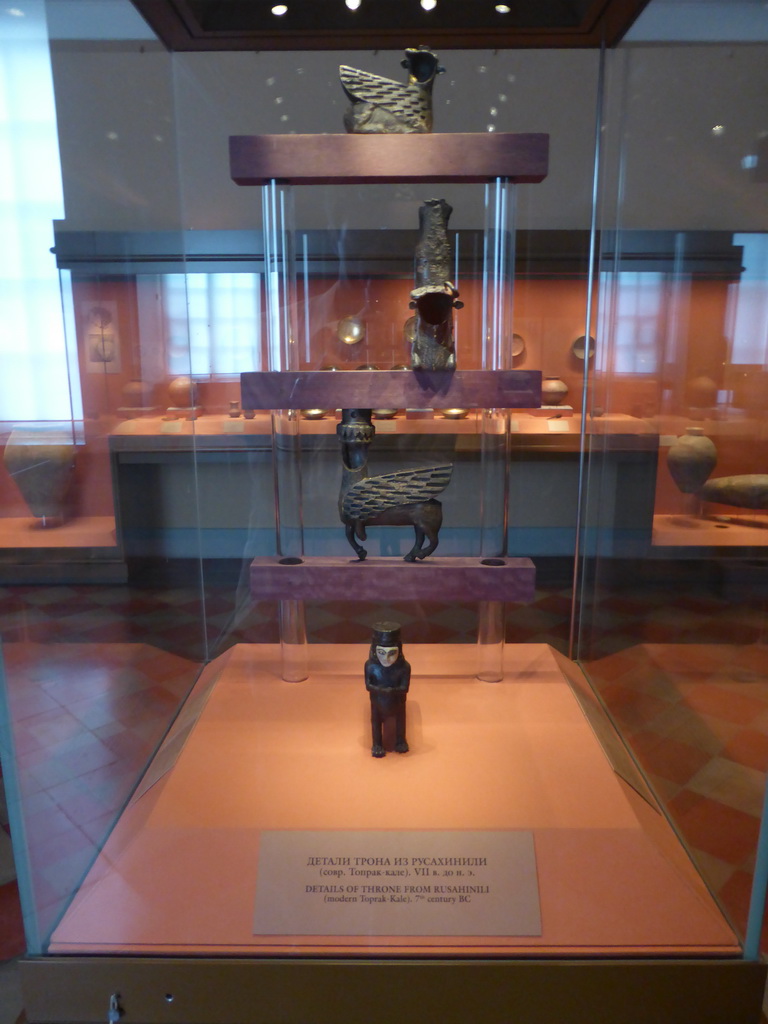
{"left": 130, "top": 0, "right": 652, "bottom": 50}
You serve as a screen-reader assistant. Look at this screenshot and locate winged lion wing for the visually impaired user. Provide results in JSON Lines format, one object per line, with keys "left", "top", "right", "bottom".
{"left": 342, "top": 463, "right": 453, "bottom": 520}
{"left": 339, "top": 65, "right": 424, "bottom": 128}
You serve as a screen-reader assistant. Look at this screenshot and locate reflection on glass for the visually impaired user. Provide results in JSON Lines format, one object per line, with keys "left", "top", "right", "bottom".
{"left": 161, "top": 273, "right": 262, "bottom": 377}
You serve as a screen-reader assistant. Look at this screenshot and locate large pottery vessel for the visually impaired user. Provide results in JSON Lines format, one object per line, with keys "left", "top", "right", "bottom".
{"left": 667, "top": 427, "right": 717, "bottom": 494}
{"left": 3, "top": 427, "right": 77, "bottom": 527}
{"left": 700, "top": 475, "right": 768, "bottom": 509}
{"left": 542, "top": 376, "right": 569, "bottom": 406}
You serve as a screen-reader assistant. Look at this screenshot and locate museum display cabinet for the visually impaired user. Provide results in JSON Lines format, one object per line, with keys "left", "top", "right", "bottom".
{"left": 2, "top": 5, "right": 768, "bottom": 1023}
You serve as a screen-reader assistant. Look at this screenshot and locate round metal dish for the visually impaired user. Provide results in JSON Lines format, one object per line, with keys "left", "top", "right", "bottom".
{"left": 571, "top": 334, "right": 596, "bottom": 360}
{"left": 337, "top": 316, "right": 365, "bottom": 345}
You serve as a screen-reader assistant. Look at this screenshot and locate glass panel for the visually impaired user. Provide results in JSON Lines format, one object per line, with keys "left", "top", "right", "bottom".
{"left": 6, "top": 0, "right": 754, "bottom": 982}
{"left": 577, "top": 35, "right": 768, "bottom": 958}
{"left": 0, "top": 36, "right": 609, "bottom": 959}
{"left": 0, "top": 2, "right": 208, "bottom": 954}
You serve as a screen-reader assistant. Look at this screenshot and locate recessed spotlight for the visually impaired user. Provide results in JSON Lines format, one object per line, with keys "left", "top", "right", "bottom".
{"left": 712, "top": 124, "right": 725, "bottom": 136}
{"left": 345, "top": 0, "right": 361, "bottom": 8}
{"left": 271, "top": 4, "right": 288, "bottom": 15}
{"left": 495, "top": 3, "right": 511, "bottom": 12}
{"left": 421, "top": 0, "right": 437, "bottom": 9}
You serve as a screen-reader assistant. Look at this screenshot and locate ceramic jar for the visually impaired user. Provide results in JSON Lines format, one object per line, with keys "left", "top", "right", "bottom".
{"left": 168, "top": 375, "right": 197, "bottom": 409}
{"left": 667, "top": 427, "right": 718, "bottom": 494}
{"left": 120, "top": 378, "right": 154, "bottom": 415}
{"left": 3, "top": 428, "right": 77, "bottom": 526}
{"left": 542, "top": 376, "right": 569, "bottom": 406}
{"left": 685, "top": 375, "right": 718, "bottom": 408}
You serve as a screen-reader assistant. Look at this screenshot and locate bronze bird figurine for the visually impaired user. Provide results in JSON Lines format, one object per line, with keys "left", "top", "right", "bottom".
{"left": 337, "top": 408, "right": 453, "bottom": 561}
{"left": 340, "top": 46, "right": 445, "bottom": 134}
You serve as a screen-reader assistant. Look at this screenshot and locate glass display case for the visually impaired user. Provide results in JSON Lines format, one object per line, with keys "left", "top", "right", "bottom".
{"left": 1, "top": 4, "right": 768, "bottom": 1022}
{"left": 577, "top": 36, "right": 768, "bottom": 985}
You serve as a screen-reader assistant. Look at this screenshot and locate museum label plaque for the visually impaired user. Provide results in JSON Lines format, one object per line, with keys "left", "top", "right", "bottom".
{"left": 253, "top": 830, "right": 541, "bottom": 937}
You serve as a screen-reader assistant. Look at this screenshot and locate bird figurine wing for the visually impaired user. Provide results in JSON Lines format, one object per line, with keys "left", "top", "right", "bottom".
{"left": 339, "top": 64, "right": 427, "bottom": 130}
{"left": 343, "top": 464, "right": 453, "bottom": 520}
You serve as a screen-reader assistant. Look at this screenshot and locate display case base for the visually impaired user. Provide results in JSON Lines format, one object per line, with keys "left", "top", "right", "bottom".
{"left": 20, "top": 955, "right": 768, "bottom": 1024}
{"left": 21, "top": 642, "right": 765, "bottom": 1022}
{"left": 47, "top": 643, "right": 738, "bottom": 959}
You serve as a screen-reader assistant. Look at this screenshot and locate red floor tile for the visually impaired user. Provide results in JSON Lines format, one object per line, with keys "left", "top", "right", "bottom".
{"left": 596, "top": 682, "right": 670, "bottom": 729}
{"left": 680, "top": 684, "right": 768, "bottom": 728}
{"left": 629, "top": 730, "right": 713, "bottom": 787}
{"left": 667, "top": 790, "right": 761, "bottom": 865}
{"left": 733, "top": 645, "right": 768, "bottom": 674}
{"left": 722, "top": 729, "right": 768, "bottom": 774}
{"left": 718, "top": 868, "right": 753, "bottom": 938}
{"left": 646, "top": 644, "right": 736, "bottom": 674}
{"left": 0, "top": 882, "right": 25, "bottom": 959}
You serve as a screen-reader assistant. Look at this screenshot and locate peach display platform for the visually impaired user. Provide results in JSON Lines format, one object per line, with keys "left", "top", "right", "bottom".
{"left": 250, "top": 556, "right": 536, "bottom": 602}
{"left": 0, "top": 515, "right": 116, "bottom": 550}
{"left": 49, "top": 643, "right": 737, "bottom": 958}
{"left": 653, "top": 513, "right": 768, "bottom": 548}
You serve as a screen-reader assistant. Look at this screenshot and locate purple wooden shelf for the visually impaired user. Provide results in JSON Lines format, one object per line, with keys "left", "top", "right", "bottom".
{"left": 229, "top": 133, "right": 549, "bottom": 186}
{"left": 250, "top": 555, "right": 535, "bottom": 603}
{"left": 240, "top": 369, "right": 541, "bottom": 410}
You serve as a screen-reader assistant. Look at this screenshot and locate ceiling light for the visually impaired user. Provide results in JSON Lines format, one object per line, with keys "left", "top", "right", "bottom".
{"left": 495, "top": 4, "right": 511, "bottom": 11}
{"left": 420, "top": 0, "right": 437, "bottom": 9}
{"left": 271, "top": 4, "right": 288, "bottom": 15}
{"left": 5, "top": 7, "right": 25, "bottom": 15}
{"left": 345, "top": 0, "right": 361, "bottom": 8}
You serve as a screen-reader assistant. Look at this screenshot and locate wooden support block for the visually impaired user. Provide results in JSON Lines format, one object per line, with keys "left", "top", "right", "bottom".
{"left": 240, "top": 369, "right": 541, "bottom": 411}
{"left": 230, "top": 133, "right": 549, "bottom": 186}
{"left": 250, "top": 555, "right": 536, "bottom": 603}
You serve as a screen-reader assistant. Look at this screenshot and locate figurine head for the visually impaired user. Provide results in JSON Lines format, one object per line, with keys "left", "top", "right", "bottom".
{"left": 376, "top": 645, "right": 399, "bottom": 667}
{"left": 401, "top": 47, "right": 445, "bottom": 84}
{"left": 369, "top": 621, "right": 404, "bottom": 667}
{"left": 409, "top": 283, "right": 462, "bottom": 325}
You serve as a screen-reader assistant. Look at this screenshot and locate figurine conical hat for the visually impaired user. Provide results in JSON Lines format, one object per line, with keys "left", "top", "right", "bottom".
{"left": 372, "top": 622, "right": 402, "bottom": 645}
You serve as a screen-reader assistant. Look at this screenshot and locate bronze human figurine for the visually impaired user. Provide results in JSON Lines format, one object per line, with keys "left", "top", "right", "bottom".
{"left": 337, "top": 407, "right": 452, "bottom": 561}
{"left": 409, "top": 199, "right": 462, "bottom": 370}
{"left": 340, "top": 46, "right": 444, "bottom": 135}
{"left": 365, "top": 622, "right": 410, "bottom": 757}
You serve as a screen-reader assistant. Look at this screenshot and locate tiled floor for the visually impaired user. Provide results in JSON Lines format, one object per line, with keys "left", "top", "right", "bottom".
{"left": 1, "top": 564, "right": 767, "bottom": 1017}
{"left": 0, "top": 762, "right": 23, "bottom": 1024}
{"left": 1, "top": 639, "right": 200, "bottom": 950}
{"left": 584, "top": 641, "right": 768, "bottom": 946}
